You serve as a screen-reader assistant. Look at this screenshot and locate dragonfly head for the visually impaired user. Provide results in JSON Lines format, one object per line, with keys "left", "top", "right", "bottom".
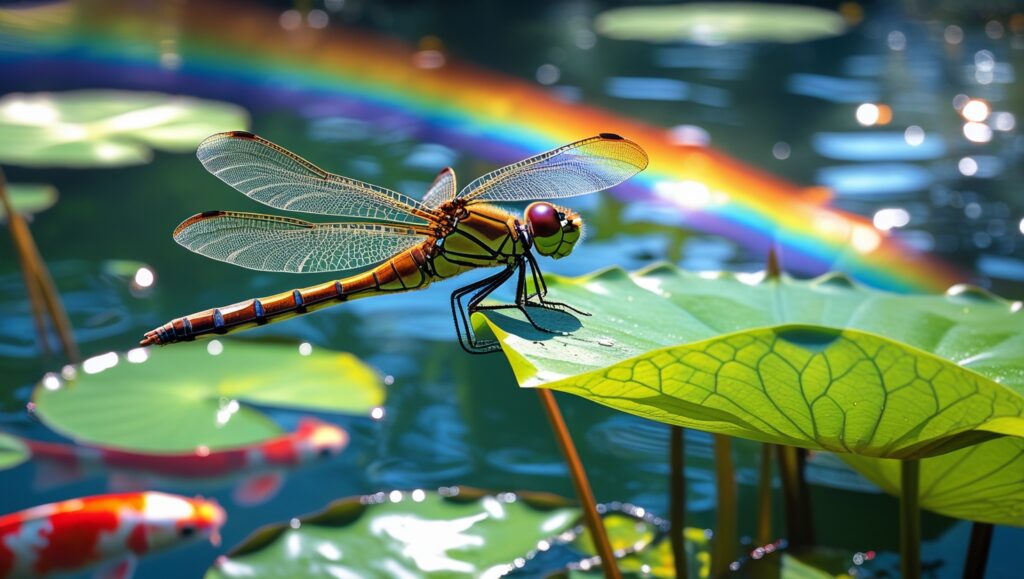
{"left": 525, "top": 202, "right": 582, "bottom": 259}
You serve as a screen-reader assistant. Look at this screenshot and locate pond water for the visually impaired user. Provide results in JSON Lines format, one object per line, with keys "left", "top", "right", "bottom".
{"left": 0, "top": 1, "right": 1021, "bottom": 577}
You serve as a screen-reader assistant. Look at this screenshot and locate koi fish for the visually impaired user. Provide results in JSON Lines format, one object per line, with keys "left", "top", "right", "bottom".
{"left": 0, "top": 492, "right": 225, "bottom": 579}
{"left": 24, "top": 418, "right": 348, "bottom": 506}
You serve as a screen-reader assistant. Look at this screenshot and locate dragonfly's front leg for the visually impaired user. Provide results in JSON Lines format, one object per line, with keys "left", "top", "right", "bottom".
{"left": 451, "top": 265, "right": 516, "bottom": 354}
{"left": 521, "top": 251, "right": 590, "bottom": 317}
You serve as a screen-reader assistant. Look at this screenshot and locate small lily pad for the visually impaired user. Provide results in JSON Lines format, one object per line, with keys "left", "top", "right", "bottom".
{"left": 0, "top": 432, "right": 28, "bottom": 471}
{"left": 0, "top": 183, "right": 58, "bottom": 220}
{"left": 33, "top": 340, "right": 383, "bottom": 452}
{"left": 206, "top": 488, "right": 579, "bottom": 578}
{"left": 479, "top": 265, "right": 1023, "bottom": 460}
{"left": 565, "top": 524, "right": 712, "bottom": 578}
{"left": 0, "top": 90, "right": 248, "bottom": 167}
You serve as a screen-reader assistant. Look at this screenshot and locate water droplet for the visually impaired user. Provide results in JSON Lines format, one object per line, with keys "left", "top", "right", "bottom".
{"left": 598, "top": 338, "right": 616, "bottom": 347}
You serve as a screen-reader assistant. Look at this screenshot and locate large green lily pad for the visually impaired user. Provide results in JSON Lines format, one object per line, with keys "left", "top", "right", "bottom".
{"left": 479, "top": 265, "right": 1023, "bottom": 460}
{"left": 206, "top": 488, "right": 579, "bottom": 578}
{"left": 0, "top": 90, "right": 248, "bottom": 167}
{"left": 0, "top": 183, "right": 58, "bottom": 220}
{"left": 33, "top": 340, "right": 383, "bottom": 452}
{"left": 840, "top": 436, "right": 1024, "bottom": 526}
{"left": 0, "top": 433, "right": 28, "bottom": 471}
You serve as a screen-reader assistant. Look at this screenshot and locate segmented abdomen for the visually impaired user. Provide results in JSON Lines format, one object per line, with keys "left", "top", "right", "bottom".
{"left": 140, "top": 246, "right": 431, "bottom": 346}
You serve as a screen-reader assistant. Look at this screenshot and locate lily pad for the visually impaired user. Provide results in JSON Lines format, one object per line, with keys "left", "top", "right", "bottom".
{"left": 33, "top": 340, "right": 383, "bottom": 452}
{"left": 0, "top": 90, "right": 249, "bottom": 167}
{"left": 0, "top": 183, "right": 57, "bottom": 220}
{"left": 595, "top": 3, "right": 848, "bottom": 44}
{"left": 565, "top": 525, "right": 712, "bottom": 578}
{"left": 0, "top": 432, "right": 28, "bottom": 471}
{"left": 479, "top": 265, "right": 1023, "bottom": 459}
{"left": 839, "top": 436, "right": 1024, "bottom": 526}
{"left": 206, "top": 487, "right": 579, "bottom": 578}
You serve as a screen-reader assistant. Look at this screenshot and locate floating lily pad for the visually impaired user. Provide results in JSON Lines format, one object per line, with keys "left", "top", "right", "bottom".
{"left": 206, "top": 488, "right": 579, "bottom": 578}
{"left": 0, "top": 432, "right": 28, "bottom": 471}
{"left": 840, "top": 436, "right": 1024, "bottom": 526}
{"left": 565, "top": 525, "right": 712, "bottom": 578}
{"left": 0, "top": 90, "right": 249, "bottom": 167}
{"left": 0, "top": 183, "right": 58, "bottom": 220}
{"left": 479, "top": 265, "right": 1023, "bottom": 460}
{"left": 595, "top": 3, "right": 847, "bottom": 44}
{"left": 33, "top": 340, "right": 383, "bottom": 452}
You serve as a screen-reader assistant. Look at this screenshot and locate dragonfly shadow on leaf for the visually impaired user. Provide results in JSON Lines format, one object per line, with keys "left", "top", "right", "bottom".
{"left": 477, "top": 305, "right": 585, "bottom": 343}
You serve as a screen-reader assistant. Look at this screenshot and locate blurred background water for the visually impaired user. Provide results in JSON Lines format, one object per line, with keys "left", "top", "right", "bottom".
{"left": 0, "top": 0, "right": 1022, "bottom": 577}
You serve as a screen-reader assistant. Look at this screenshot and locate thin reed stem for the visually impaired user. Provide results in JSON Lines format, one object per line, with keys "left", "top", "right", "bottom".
{"left": 536, "top": 389, "right": 620, "bottom": 579}
{"left": 669, "top": 425, "right": 688, "bottom": 578}
{"left": 710, "top": 434, "right": 737, "bottom": 578}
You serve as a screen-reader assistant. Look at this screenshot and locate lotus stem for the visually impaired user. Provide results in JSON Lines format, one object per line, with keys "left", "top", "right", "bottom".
{"left": 756, "top": 443, "right": 774, "bottom": 546}
{"left": 962, "top": 522, "right": 993, "bottom": 579}
{"left": 900, "top": 459, "right": 921, "bottom": 579}
{"left": 777, "top": 445, "right": 814, "bottom": 551}
{"left": 536, "top": 389, "right": 620, "bottom": 579}
{"left": 710, "top": 434, "right": 737, "bottom": 578}
{"left": 669, "top": 425, "right": 688, "bottom": 578}
{"left": 0, "top": 169, "right": 80, "bottom": 363}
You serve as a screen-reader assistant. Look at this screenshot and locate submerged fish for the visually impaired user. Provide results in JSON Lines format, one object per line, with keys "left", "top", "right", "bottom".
{"left": 0, "top": 492, "right": 225, "bottom": 578}
{"left": 23, "top": 418, "right": 348, "bottom": 506}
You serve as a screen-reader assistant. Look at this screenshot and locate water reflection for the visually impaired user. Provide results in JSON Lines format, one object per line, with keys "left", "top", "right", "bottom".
{"left": 0, "top": 260, "right": 157, "bottom": 358}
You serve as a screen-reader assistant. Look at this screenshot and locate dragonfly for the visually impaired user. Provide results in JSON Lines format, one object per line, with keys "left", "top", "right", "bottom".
{"left": 140, "top": 131, "right": 648, "bottom": 353}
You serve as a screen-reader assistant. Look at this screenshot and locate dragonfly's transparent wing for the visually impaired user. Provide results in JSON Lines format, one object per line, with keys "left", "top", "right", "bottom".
{"left": 173, "top": 211, "right": 429, "bottom": 273}
{"left": 197, "top": 132, "right": 433, "bottom": 226}
{"left": 457, "top": 134, "right": 648, "bottom": 203}
{"left": 422, "top": 167, "right": 456, "bottom": 209}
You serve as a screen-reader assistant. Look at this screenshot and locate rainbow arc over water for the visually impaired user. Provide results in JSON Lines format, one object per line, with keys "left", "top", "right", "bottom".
{"left": 0, "top": 1, "right": 963, "bottom": 291}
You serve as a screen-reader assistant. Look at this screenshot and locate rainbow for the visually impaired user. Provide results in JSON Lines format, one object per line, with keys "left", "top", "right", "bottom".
{"left": 0, "top": 1, "right": 963, "bottom": 292}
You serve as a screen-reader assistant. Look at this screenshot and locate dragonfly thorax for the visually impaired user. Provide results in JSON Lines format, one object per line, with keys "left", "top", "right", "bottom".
{"left": 525, "top": 202, "right": 582, "bottom": 259}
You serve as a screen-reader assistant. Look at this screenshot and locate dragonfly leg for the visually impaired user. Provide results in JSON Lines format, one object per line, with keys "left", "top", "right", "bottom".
{"left": 521, "top": 251, "right": 590, "bottom": 316}
{"left": 451, "top": 265, "right": 516, "bottom": 354}
{"left": 474, "top": 260, "right": 561, "bottom": 334}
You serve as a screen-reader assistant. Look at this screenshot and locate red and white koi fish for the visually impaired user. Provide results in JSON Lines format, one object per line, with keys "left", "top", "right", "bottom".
{"left": 24, "top": 418, "right": 348, "bottom": 506}
{"left": 0, "top": 492, "right": 225, "bottom": 579}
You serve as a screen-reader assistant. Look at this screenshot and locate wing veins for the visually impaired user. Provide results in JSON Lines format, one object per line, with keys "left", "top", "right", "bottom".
{"left": 197, "top": 132, "right": 436, "bottom": 225}
{"left": 173, "top": 211, "right": 430, "bottom": 273}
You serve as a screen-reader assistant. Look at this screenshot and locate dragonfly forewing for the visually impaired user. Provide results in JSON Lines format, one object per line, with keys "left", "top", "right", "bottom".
{"left": 197, "top": 131, "right": 435, "bottom": 225}
{"left": 457, "top": 133, "right": 648, "bottom": 204}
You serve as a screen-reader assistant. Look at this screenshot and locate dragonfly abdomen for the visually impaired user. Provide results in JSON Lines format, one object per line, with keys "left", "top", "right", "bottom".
{"left": 140, "top": 247, "right": 433, "bottom": 346}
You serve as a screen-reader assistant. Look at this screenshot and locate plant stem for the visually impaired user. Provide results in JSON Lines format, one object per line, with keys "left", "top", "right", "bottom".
{"left": 13, "top": 235, "right": 52, "bottom": 356}
{"left": 900, "top": 459, "right": 921, "bottom": 579}
{"left": 0, "top": 169, "right": 80, "bottom": 363}
{"left": 710, "top": 434, "right": 737, "bottom": 578}
{"left": 669, "top": 425, "right": 688, "bottom": 578}
{"left": 536, "top": 389, "right": 620, "bottom": 579}
{"left": 777, "top": 445, "right": 814, "bottom": 551}
{"left": 962, "top": 522, "right": 994, "bottom": 579}
{"left": 756, "top": 443, "right": 774, "bottom": 546}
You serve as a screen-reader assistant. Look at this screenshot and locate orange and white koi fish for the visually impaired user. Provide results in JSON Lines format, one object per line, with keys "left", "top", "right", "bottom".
{"left": 0, "top": 492, "right": 225, "bottom": 579}
{"left": 24, "top": 418, "right": 348, "bottom": 506}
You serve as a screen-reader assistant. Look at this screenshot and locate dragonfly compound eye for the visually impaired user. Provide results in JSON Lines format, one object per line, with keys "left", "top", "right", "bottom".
{"left": 526, "top": 202, "right": 562, "bottom": 238}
